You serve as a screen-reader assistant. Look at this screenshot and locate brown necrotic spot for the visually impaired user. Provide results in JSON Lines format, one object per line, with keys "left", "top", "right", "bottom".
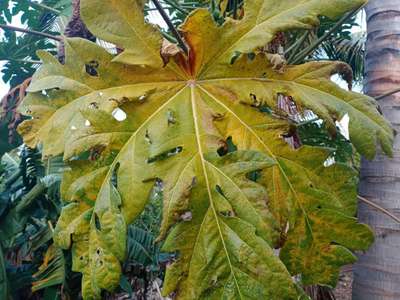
{"left": 215, "top": 185, "right": 235, "bottom": 217}
{"left": 94, "top": 213, "right": 101, "bottom": 231}
{"left": 147, "top": 146, "right": 183, "bottom": 164}
{"left": 212, "top": 112, "right": 226, "bottom": 121}
{"left": 217, "top": 136, "right": 237, "bottom": 156}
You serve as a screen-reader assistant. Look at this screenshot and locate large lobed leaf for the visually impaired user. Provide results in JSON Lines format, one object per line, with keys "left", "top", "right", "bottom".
{"left": 18, "top": 0, "right": 393, "bottom": 299}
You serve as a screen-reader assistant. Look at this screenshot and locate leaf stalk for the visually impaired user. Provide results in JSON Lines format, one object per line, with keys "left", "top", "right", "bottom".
{"left": 151, "top": 0, "right": 189, "bottom": 55}
{"left": 0, "top": 24, "right": 62, "bottom": 41}
{"left": 358, "top": 195, "right": 400, "bottom": 225}
{"left": 375, "top": 87, "right": 400, "bottom": 100}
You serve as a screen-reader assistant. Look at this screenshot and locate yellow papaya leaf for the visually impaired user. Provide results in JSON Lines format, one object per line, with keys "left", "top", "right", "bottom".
{"left": 18, "top": 1, "right": 393, "bottom": 299}
{"left": 182, "top": 0, "right": 368, "bottom": 75}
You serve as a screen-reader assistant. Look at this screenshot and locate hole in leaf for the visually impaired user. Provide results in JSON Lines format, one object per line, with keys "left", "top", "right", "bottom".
{"left": 282, "top": 127, "right": 302, "bottom": 150}
{"left": 217, "top": 136, "right": 237, "bottom": 156}
{"left": 108, "top": 97, "right": 131, "bottom": 108}
{"left": 180, "top": 211, "right": 192, "bottom": 221}
{"left": 259, "top": 105, "right": 273, "bottom": 114}
{"left": 112, "top": 108, "right": 127, "bottom": 121}
{"left": 153, "top": 178, "right": 164, "bottom": 197}
{"left": 85, "top": 60, "right": 99, "bottom": 77}
{"left": 250, "top": 93, "right": 272, "bottom": 113}
{"left": 145, "top": 130, "right": 152, "bottom": 144}
{"left": 94, "top": 213, "right": 101, "bottom": 231}
{"left": 215, "top": 185, "right": 235, "bottom": 218}
{"left": 324, "top": 156, "right": 336, "bottom": 167}
{"left": 215, "top": 185, "right": 226, "bottom": 197}
{"left": 246, "top": 170, "right": 261, "bottom": 182}
{"left": 211, "top": 277, "right": 218, "bottom": 286}
{"left": 250, "top": 93, "right": 258, "bottom": 105}
{"left": 138, "top": 95, "right": 147, "bottom": 102}
{"left": 239, "top": 93, "right": 272, "bottom": 113}
{"left": 217, "top": 144, "right": 227, "bottom": 156}
{"left": 147, "top": 146, "right": 183, "bottom": 164}
{"left": 247, "top": 52, "right": 256, "bottom": 61}
{"left": 167, "top": 109, "right": 176, "bottom": 125}
{"left": 277, "top": 94, "right": 316, "bottom": 124}
{"left": 277, "top": 94, "right": 300, "bottom": 119}
{"left": 88, "top": 102, "right": 99, "bottom": 109}
{"left": 220, "top": 210, "right": 235, "bottom": 217}
{"left": 89, "top": 144, "right": 106, "bottom": 161}
{"left": 85, "top": 120, "right": 91, "bottom": 127}
{"left": 230, "top": 51, "right": 241, "bottom": 64}
{"left": 111, "top": 162, "right": 120, "bottom": 188}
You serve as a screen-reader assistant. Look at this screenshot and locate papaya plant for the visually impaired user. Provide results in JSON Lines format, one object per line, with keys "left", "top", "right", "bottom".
{"left": 17, "top": 0, "right": 394, "bottom": 299}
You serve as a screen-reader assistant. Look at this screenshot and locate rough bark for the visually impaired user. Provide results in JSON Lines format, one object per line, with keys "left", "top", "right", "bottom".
{"left": 353, "top": 1, "right": 400, "bottom": 299}
{"left": 58, "top": 0, "right": 95, "bottom": 62}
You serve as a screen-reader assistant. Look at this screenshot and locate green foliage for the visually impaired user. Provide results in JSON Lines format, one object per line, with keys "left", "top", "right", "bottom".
{"left": 0, "top": 112, "right": 21, "bottom": 157}
{"left": 320, "top": 32, "right": 365, "bottom": 83}
{"left": 0, "top": 243, "right": 7, "bottom": 300}
{"left": 285, "top": 12, "right": 365, "bottom": 82}
{"left": 0, "top": 147, "right": 65, "bottom": 299}
{"left": 298, "top": 122, "right": 355, "bottom": 166}
{"left": 0, "top": 0, "right": 71, "bottom": 86}
{"left": 32, "top": 244, "right": 65, "bottom": 292}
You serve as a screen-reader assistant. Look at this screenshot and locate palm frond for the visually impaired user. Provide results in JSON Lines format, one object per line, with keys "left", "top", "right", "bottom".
{"left": 32, "top": 244, "right": 65, "bottom": 292}
{"left": 0, "top": 243, "right": 8, "bottom": 300}
{"left": 126, "top": 226, "right": 157, "bottom": 266}
{"left": 320, "top": 32, "right": 366, "bottom": 82}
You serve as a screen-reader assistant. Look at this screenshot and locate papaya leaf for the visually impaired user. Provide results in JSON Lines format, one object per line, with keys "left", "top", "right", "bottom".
{"left": 18, "top": 0, "right": 393, "bottom": 299}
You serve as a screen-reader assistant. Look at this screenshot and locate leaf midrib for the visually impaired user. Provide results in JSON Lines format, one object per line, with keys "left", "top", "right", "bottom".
{"left": 92, "top": 85, "right": 187, "bottom": 208}
{"left": 198, "top": 77, "right": 390, "bottom": 135}
{"left": 190, "top": 85, "right": 244, "bottom": 299}
{"left": 198, "top": 84, "right": 314, "bottom": 240}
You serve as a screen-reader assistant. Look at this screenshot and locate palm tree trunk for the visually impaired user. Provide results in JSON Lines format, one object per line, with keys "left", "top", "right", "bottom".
{"left": 353, "top": 1, "right": 400, "bottom": 299}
